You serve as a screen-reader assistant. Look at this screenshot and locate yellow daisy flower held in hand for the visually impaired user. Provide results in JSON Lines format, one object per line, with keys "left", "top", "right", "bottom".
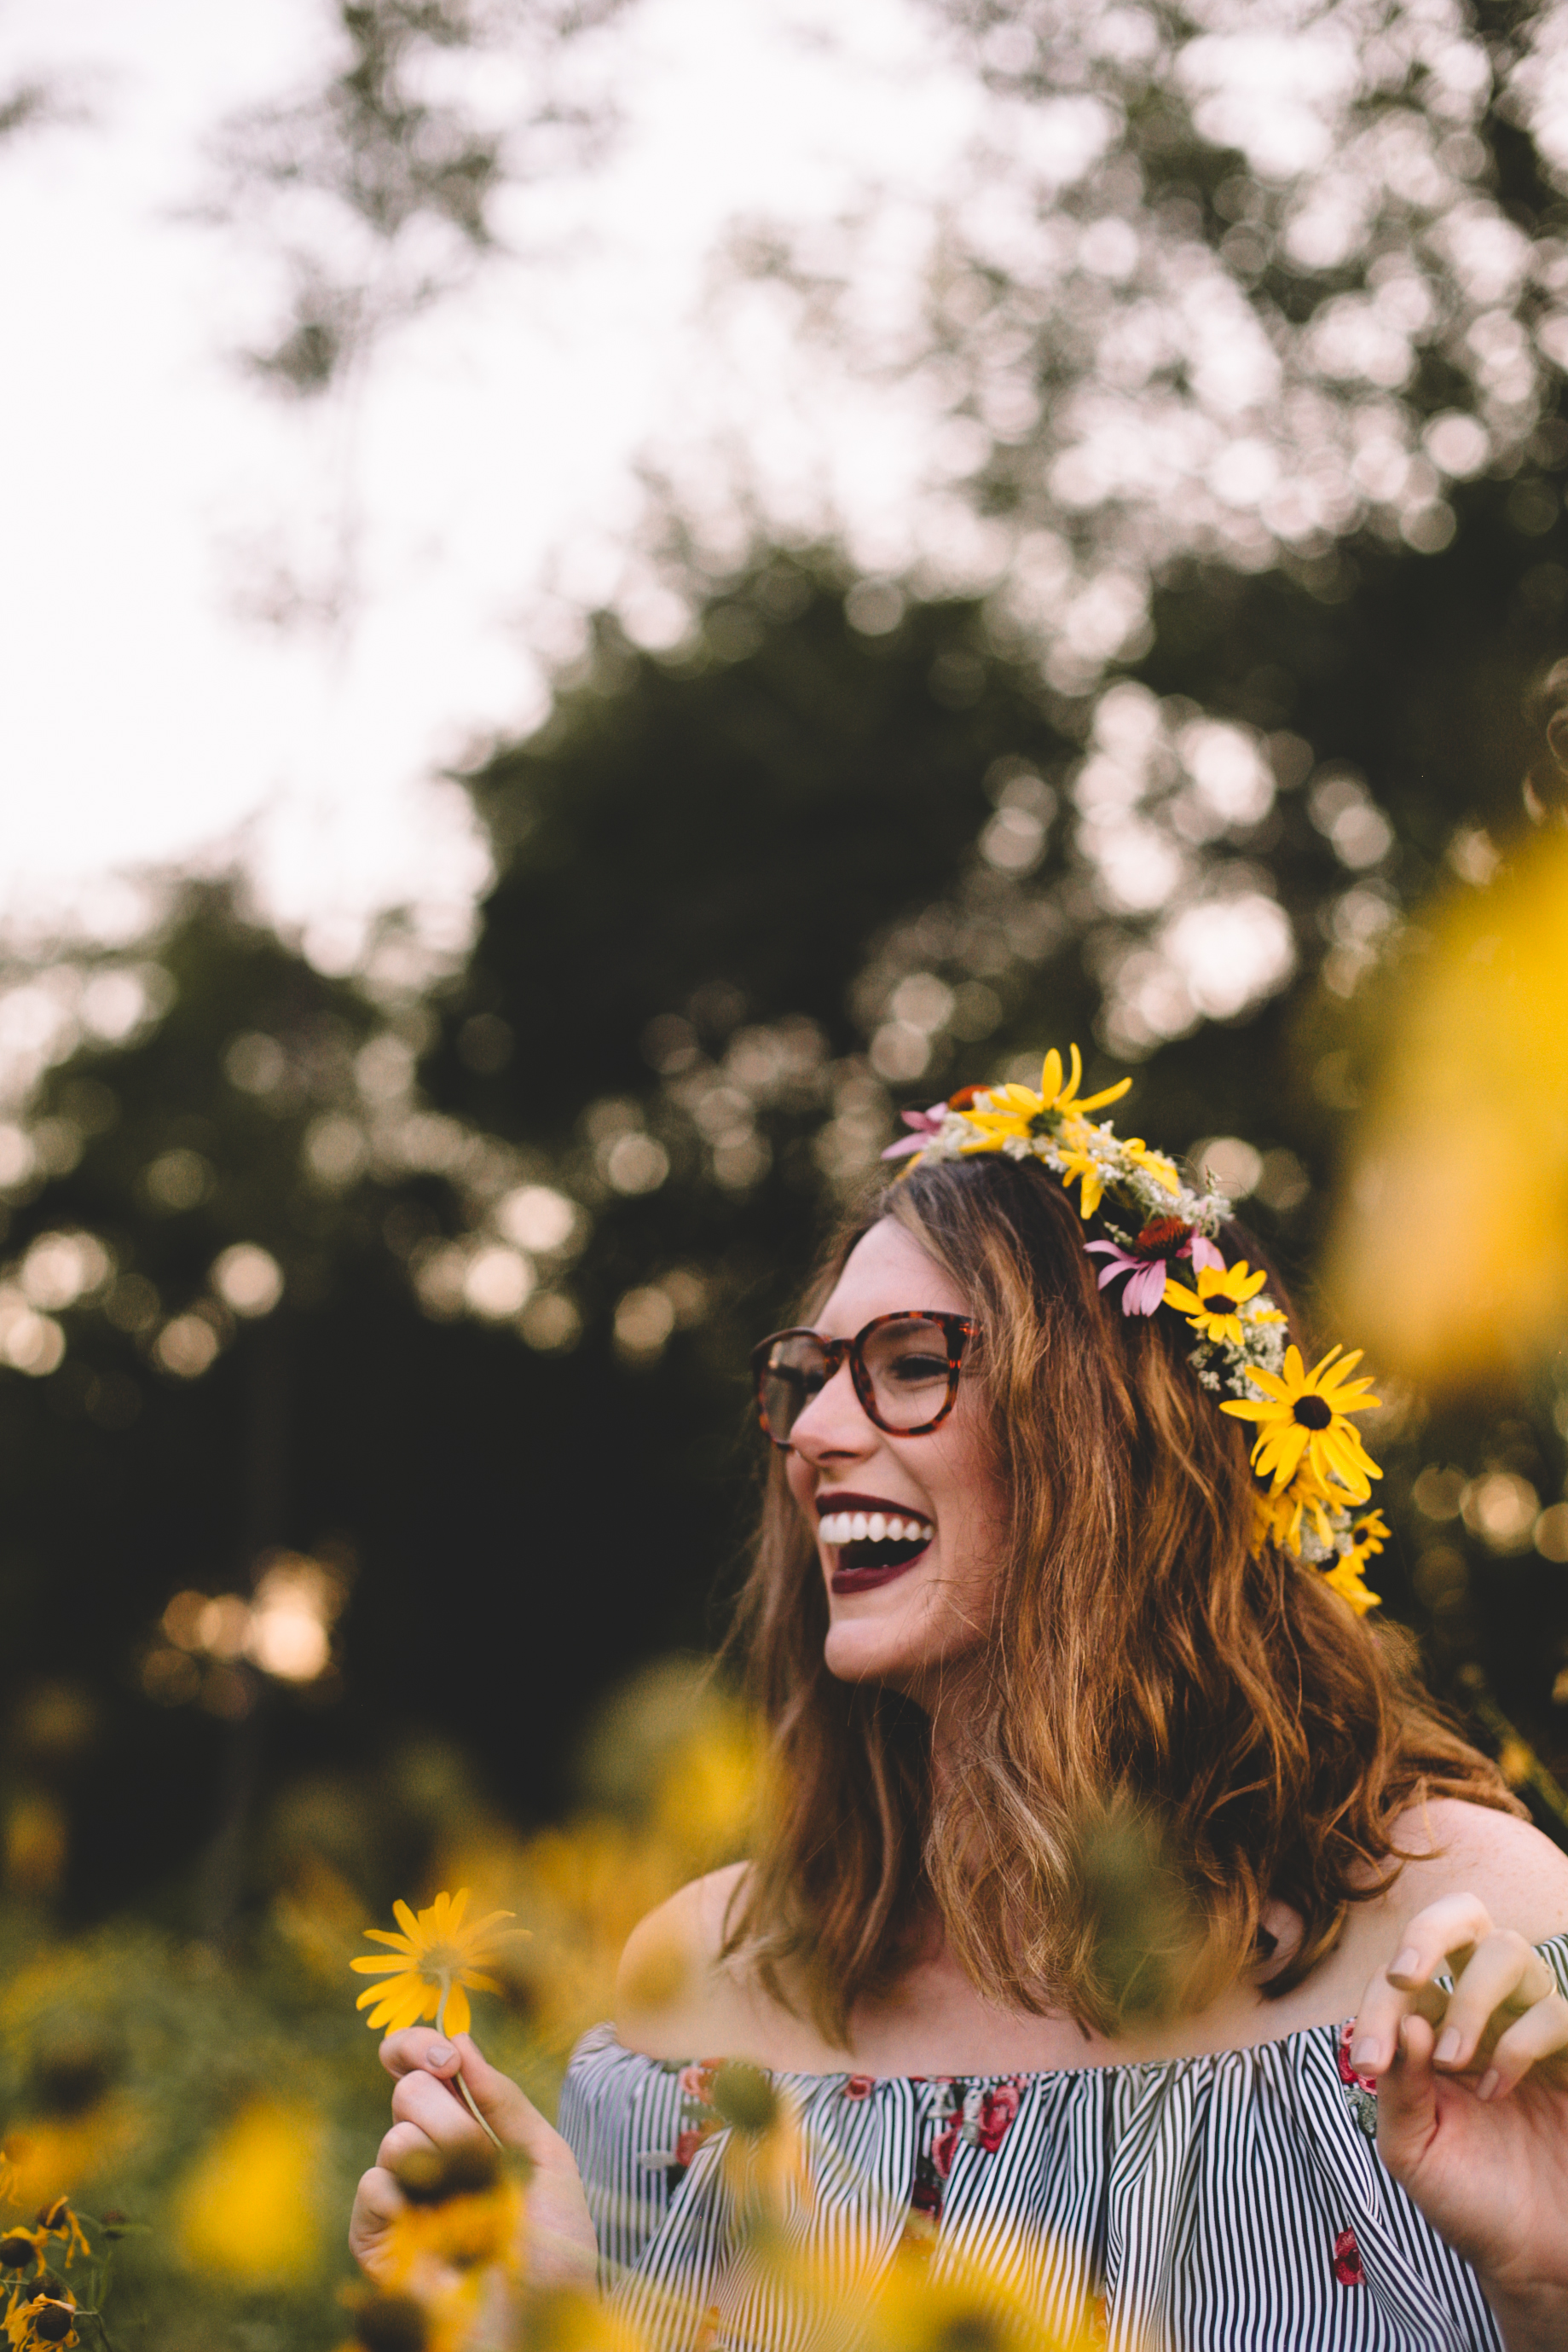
{"left": 1164, "top": 1259, "right": 1281, "bottom": 1347}
{"left": 1220, "top": 1344, "right": 1382, "bottom": 1498}
{"left": 351, "top": 1888, "right": 524, "bottom": 2039}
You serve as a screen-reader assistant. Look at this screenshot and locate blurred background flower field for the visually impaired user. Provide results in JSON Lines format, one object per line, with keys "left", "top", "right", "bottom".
{"left": 6, "top": 0, "right": 1568, "bottom": 2340}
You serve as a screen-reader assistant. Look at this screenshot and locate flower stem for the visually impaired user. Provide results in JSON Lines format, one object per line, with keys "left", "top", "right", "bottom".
{"left": 437, "top": 1984, "right": 503, "bottom": 2151}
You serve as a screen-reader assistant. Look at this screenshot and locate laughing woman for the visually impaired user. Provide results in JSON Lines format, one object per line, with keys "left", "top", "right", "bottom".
{"left": 354, "top": 1048, "right": 1568, "bottom": 2350}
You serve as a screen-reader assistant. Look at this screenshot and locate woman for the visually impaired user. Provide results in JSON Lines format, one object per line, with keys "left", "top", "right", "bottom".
{"left": 353, "top": 1049, "right": 1568, "bottom": 2349}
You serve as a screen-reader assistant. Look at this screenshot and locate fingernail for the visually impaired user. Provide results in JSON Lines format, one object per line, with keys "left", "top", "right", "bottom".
{"left": 1477, "top": 2069, "right": 1500, "bottom": 2102}
{"left": 1390, "top": 1948, "right": 1421, "bottom": 1981}
{"left": 1350, "top": 2038, "right": 1380, "bottom": 2071}
{"left": 1435, "top": 2028, "right": 1461, "bottom": 2066}
{"left": 425, "top": 2041, "right": 456, "bottom": 2068}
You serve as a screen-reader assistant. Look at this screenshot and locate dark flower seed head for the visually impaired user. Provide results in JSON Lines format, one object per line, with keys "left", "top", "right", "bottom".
{"left": 1292, "top": 1395, "right": 1334, "bottom": 1430}
{"left": 1136, "top": 1218, "right": 1189, "bottom": 1255}
{"left": 353, "top": 2293, "right": 428, "bottom": 2352}
{"left": 711, "top": 2059, "right": 779, "bottom": 2135}
{"left": 394, "top": 2142, "right": 499, "bottom": 2204}
{"left": 32, "top": 2301, "right": 75, "bottom": 2343}
{"left": 0, "top": 2235, "right": 34, "bottom": 2268}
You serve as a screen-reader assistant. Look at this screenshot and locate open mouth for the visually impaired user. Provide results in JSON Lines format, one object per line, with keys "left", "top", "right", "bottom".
{"left": 818, "top": 1500, "right": 934, "bottom": 1590}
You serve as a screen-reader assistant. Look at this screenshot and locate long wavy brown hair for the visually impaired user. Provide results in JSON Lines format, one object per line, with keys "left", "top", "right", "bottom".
{"left": 725, "top": 1152, "right": 1521, "bottom": 2042}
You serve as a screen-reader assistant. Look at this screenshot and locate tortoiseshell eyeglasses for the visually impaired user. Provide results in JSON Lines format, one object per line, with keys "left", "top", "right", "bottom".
{"left": 749, "top": 1312, "right": 979, "bottom": 1448}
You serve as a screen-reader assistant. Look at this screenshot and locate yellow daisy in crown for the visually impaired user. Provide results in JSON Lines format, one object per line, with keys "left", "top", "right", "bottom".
{"left": 959, "top": 1044, "right": 1131, "bottom": 1153}
{"left": 1322, "top": 1553, "right": 1382, "bottom": 1617}
{"left": 350, "top": 1889, "right": 525, "bottom": 2038}
{"left": 1220, "top": 1345, "right": 1381, "bottom": 1500}
{"left": 1164, "top": 1259, "right": 1284, "bottom": 1348}
{"left": 882, "top": 1040, "right": 1389, "bottom": 1613}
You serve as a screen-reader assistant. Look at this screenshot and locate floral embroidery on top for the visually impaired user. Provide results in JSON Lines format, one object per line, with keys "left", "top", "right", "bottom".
{"left": 1332, "top": 2226, "right": 1366, "bottom": 2286}
{"left": 843, "top": 2074, "right": 876, "bottom": 2101}
{"left": 642, "top": 2059, "right": 729, "bottom": 2194}
{"left": 908, "top": 2077, "right": 1027, "bottom": 2234}
{"left": 1335, "top": 2020, "right": 1379, "bottom": 2141}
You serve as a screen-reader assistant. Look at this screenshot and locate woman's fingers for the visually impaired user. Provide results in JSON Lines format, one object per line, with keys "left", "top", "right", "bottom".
{"left": 1375, "top": 2011, "right": 1441, "bottom": 2175}
{"left": 1482, "top": 1986, "right": 1568, "bottom": 2100}
{"left": 1351, "top": 1893, "right": 1496, "bottom": 2074}
{"left": 1432, "top": 1931, "right": 1557, "bottom": 2072}
{"left": 376, "top": 2117, "right": 443, "bottom": 2174}
{"left": 390, "top": 2065, "right": 489, "bottom": 2147}
{"left": 1384, "top": 1892, "right": 1498, "bottom": 1990}
{"left": 443, "top": 2035, "right": 570, "bottom": 2168}
{"left": 1351, "top": 1964, "right": 1447, "bottom": 2074}
{"left": 385, "top": 2030, "right": 570, "bottom": 2171}
{"left": 1351, "top": 1891, "right": 1567, "bottom": 2098}
{"left": 349, "top": 2164, "right": 407, "bottom": 2280}
{"left": 379, "top": 2028, "right": 465, "bottom": 2084}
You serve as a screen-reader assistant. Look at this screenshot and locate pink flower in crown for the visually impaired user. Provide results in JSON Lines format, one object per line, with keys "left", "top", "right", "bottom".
{"left": 882, "top": 1103, "right": 952, "bottom": 1162}
{"left": 1085, "top": 1219, "right": 1224, "bottom": 1317}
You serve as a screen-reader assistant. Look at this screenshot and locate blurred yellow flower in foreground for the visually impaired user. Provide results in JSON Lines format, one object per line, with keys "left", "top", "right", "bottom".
{"left": 1327, "top": 826, "right": 1568, "bottom": 1387}
{"left": 351, "top": 1888, "right": 525, "bottom": 2037}
{"left": 174, "top": 2097, "right": 321, "bottom": 2286}
{"left": 0, "top": 2107, "right": 137, "bottom": 2214}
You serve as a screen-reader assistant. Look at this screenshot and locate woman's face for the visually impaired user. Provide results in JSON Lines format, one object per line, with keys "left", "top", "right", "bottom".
{"left": 783, "top": 1218, "right": 1009, "bottom": 1704}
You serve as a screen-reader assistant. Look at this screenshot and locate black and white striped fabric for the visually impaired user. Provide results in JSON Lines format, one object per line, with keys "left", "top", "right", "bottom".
{"left": 558, "top": 1933, "right": 1568, "bottom": 2350}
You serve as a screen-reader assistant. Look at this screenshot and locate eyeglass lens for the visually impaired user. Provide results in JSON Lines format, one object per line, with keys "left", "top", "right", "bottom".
{"left": 758, "top": 1315, "right": 958, "bottom": 1443}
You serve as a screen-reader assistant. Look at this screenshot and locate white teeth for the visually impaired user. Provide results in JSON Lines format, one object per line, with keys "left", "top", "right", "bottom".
{"left": 819, "top": 1508, "right": 934, "bottom": 1547}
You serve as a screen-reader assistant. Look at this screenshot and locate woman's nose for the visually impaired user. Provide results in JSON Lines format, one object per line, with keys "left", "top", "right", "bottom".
{"left": 790, "top": 1361, "right": 876, "bottom": 1458}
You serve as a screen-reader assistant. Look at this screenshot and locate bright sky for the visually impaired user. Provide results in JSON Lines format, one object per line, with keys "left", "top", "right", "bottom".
{"left": 0, "top": 0, "right": 977, "bottom": 967}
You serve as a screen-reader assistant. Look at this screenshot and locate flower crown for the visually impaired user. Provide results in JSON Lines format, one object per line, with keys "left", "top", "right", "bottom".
{"left": 882, "top": 1046, "right": 1386, "bottom": 1615}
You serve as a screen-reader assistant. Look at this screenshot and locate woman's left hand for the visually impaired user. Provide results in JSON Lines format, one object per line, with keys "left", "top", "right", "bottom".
{"left": 1351, "top": 1893, "right": 1568, "bottom": 2351}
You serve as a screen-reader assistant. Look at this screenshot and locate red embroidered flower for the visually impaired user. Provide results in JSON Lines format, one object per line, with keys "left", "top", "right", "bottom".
{"left": 674, "top": 2125, "right": 715, "bottom": 2170}
{"left": 1336, "top": 2020, "right": 1378, "bottom": 2095}
{"left": 1333, "top": 2227, "right": 1365, "bottom": 2287}
{"left": 679, "top": 2059, "right": 723, "bottom": 2105}
{"left": 975, "top": 2082, "right": 1021, "bottom": 2152}
{"left": 843, "top": 2074, "right": 876, "bottom": 2100}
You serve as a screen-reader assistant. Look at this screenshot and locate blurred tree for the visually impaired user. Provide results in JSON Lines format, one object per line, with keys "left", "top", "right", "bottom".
{"left": 202, "top": 0, "right": 630, "bottom": 397}
{"left": 0, "top": 887, "right": 751, "bottom": 1922}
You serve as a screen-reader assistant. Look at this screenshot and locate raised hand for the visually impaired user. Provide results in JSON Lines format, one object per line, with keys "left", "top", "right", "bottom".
{"left": 1350, "top": 1893, "right": 1568, "bottom": 2352}
{"left": 350, "top": 2028, "right": 598, "bottom": 2296}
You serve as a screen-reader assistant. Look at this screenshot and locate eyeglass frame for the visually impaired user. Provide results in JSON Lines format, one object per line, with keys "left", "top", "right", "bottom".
{"left": 749, "top": 1310, "right": 981, "bottom": 1448}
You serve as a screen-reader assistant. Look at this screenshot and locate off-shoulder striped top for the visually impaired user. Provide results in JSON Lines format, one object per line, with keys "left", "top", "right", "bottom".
{"left": 558, "top": 1933, "right": 1568, "bottom": 2351}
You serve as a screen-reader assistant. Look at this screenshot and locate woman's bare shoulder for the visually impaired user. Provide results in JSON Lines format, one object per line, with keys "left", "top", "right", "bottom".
{"left": 613, "top": 1864, "right": 761, "bottom": 2061}
{"left": 1380, "top": 1796, "right": 1568, "bottom": 1940}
